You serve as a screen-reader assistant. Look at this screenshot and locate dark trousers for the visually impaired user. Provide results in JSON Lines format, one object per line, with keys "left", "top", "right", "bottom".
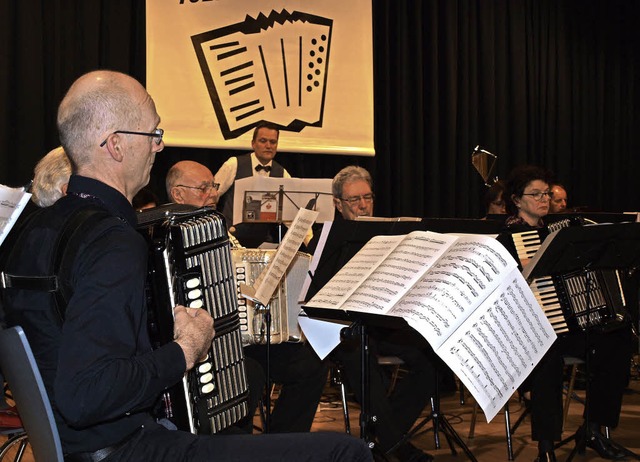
{"left": 102, "top": 423, "right": 372, "bottom": 461}
{"left": 244, "top": 342, "right": 329, "bottom": 433}
{"left": 331, "top": 328, "right": 436, "bottom": 452}
{"left": 523, "top": 324, "right": 633, "bottom": 441}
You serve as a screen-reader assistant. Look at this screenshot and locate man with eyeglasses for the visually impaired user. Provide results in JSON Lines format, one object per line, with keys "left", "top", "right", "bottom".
{"left": 332, "top": 166, "right": 375, "bottom": 220}
{"left": 166, "top": 160, "right": 220, "bottom": 208}
{"left": 328, "top": 166, "right": 437, "bottom": 462}
{"left": 0, "top": 71, "right": 371, "bottom": 462}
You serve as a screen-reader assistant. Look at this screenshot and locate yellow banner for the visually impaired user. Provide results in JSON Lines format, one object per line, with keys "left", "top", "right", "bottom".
{"left": 146, "top": 0, "right": 374, "bottom": 156}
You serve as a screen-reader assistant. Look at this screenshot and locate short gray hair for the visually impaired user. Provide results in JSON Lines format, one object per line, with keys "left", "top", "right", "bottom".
{"left": 332, "top": 166, "right": 372, "bottom": 198}
{"left": 31, "top": 146, "right": 72, "bottom": 207}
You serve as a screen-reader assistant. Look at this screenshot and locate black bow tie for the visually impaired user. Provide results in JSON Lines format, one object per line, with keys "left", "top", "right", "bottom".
{"left": 255, "top": 165, "right": 272, "bottom": 173}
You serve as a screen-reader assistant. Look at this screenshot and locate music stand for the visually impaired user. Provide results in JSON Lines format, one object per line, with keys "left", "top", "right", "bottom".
{"left": 304, "top": 219, "right": 483, "bottom": 460}
{"left": 523, "top": 222, "right": 640, "bottom": 461}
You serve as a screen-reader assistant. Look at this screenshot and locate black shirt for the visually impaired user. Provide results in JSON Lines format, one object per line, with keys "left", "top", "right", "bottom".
{"left": 1, "top": 175, "right": 185, "bottom": 453}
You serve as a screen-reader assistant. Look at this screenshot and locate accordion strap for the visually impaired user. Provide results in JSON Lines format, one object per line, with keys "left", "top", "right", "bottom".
{"left": 1, "top": 204, "right": 111, "bottom": 323}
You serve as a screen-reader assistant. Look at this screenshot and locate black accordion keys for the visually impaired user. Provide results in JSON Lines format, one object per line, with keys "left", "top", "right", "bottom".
{"left": 529, "top": 269, "right": 627, "bottom": 334}
{"left": 508, "top": 218, "right": 627, "bottom": 335}
{"left": 137, "top": 204, "right": 249, "bottom": 434}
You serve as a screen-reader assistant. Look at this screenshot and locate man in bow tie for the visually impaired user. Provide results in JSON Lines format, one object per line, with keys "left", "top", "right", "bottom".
{"left": 214, "top": 121, "right": 291, "bottom": 228}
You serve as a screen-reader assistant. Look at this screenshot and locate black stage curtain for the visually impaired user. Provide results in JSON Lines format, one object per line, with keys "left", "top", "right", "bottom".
{"left": 1, "top": 0, "right": 639, "bottom": 218}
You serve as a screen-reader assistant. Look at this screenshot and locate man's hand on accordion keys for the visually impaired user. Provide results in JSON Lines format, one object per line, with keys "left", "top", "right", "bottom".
{"left": 173, "top": 304, "right": 215, "bottom": 371}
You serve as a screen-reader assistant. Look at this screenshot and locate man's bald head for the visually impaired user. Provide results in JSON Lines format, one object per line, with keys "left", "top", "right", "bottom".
{"left": 56, "top": 70, "right": 163, "bottom": 202}
{"left": 57, "top": 71, "right": 146, "bottom": 171}
{"left": 166, "top": 160, "right": 219, "bottom": 208}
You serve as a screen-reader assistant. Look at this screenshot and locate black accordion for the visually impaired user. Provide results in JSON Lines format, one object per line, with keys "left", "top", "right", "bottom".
{"left": 506, "top": 218, "right": 627, "bottom": 335}
{"left": 137, "top": 204, "right": 249, "bottom": 434}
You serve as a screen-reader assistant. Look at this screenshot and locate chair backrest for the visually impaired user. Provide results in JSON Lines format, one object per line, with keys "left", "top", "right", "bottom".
{"left": 0, "top": 326, "right": 63, "bottom": 461}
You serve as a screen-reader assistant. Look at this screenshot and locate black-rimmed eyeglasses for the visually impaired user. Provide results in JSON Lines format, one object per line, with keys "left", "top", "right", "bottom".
{"left": 521, "top": 191, "right": 552, "bottom": 201}
{"left": 176, "top": 182, "right": 220, "bottom": 194}
{"left": 100, "top": 128, "right": 164, "bottom": 147}
{"left": 340, "top": 193, "right": 375, "bottom": 205}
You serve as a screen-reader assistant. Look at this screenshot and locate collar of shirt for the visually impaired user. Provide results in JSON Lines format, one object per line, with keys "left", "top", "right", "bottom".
{"left": 67, "top": 175, "right": 138, "bottom": 227}
{"left": 504, "top": 214, "right": 544, "bottom": 229}
{"left": 250, "top": 152, "right": 272, "bottom": 173}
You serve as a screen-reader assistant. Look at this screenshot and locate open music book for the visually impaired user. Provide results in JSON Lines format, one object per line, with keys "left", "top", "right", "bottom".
{"left": 304, "top": 230, "right": 557, "bottom": 421}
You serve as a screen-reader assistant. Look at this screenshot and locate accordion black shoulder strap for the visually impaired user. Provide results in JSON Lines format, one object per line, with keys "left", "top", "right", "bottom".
{"left": 52, "top": 205, "right": 113, "bottom": 321}
{"left": 1, "top": 204, "right": 112, "bottom": 323}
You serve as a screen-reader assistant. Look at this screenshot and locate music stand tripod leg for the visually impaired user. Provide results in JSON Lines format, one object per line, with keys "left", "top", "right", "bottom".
{"left": 389, "top": 369, "right": 478, "bottom": 462}
{"left": 340, "top": 322, "right": 376, "bottom": 449}
{"left": 258, "top": 304, "right": 271, "bottom": 433}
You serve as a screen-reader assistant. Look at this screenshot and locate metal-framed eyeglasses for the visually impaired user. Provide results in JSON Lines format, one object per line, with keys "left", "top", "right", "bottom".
{"left": 99, "top": 128, "right": 164, "bottom": 147}
{"left": 521, "top": 191, "right": 553, "bottom": 201}
{"left": 176, "top": 182, "right": 220, "bottom": 195}
{"left": 340, "top": 193, "right": 375, "bottom": 205}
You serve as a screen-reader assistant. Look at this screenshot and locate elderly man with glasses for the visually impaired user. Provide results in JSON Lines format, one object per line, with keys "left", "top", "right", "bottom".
{"left": 332, "top": 166, "right": 375, "bottom": 220}
{"left": 328, "top": 165, "right": 438, "bottom": 462}
{"left": 166, "top": 160, "right": 220, "bottom": 208}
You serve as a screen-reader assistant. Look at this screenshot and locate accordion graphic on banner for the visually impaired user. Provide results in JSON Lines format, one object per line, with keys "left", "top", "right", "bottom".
{"left": 137, "top": 204, "right": 249, "bottom": 434}
{"left": 192, "top": 9, "right": 333, "bottom": 139}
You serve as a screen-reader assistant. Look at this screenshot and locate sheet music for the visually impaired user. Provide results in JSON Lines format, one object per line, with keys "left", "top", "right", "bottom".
{"left": 304, "top": 230, "right": 557, "bottom": 422}
{"left": 0, "top": 185, "right": 31, "bottom": 247}
{"left": 304, "top": 234, "right": 406, "bottom": 308}
{"left": 389, "top": 235, "right": 517, "bottom": 349}
{"left": 438, "top": 270, "right": 556, "bottom": 421}
{"left": 241, "top": 207, "right": 318, "bottom": 306}
{"left": 299, "top": 220, "right": 333, "bottom": 302}
{"left": 339, "top": 232, "right": 458, "bottom": 313}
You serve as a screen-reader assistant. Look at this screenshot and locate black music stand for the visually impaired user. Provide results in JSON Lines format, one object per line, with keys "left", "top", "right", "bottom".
{"left": 304, "top": 219, "right": 482, "bottom": 460}
{"left": 524, "top": 222, "right": 640, "bottom": 461}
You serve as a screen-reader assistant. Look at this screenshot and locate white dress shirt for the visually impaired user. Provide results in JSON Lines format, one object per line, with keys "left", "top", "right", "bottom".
{"left": 214, "top": 152, "right": 292, "bottom": 197}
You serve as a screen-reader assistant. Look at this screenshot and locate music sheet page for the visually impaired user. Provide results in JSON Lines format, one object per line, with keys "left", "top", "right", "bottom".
{"left": 387, "top": 234, "right": 556, "bottom": 421}
{"left": 306, "top": 231, "right": 456, "bottom": 310}
{"left": 436, "top": 269, "right": 556, "bottom": 421}
{"left": 388, "top": 235, "right": 517, "bottom": 348}
{"left": 339, "top": 232, "right": 458, "bottom": 313}
{"left": 0, "top": 185, "right": 31, "bottom": 247}
{"left": 247, "top": 208, "right": 319, "bottom": 305}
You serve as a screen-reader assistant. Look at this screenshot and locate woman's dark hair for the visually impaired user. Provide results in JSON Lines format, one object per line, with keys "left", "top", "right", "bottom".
{"left": 482, "top": 180, "right": 506, "bottom": 212}
{"left": 503, "top": 165, "right": 551, "bottom": 215}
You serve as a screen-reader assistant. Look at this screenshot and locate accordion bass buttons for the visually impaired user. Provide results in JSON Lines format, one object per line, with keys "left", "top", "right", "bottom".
{"left": 184, "top": 276, "right": 204, "bottom": 308}
{"left": 235, "top": 266, "right": 249, "bottom": 332}
{"left": 186, "top": 278, "right": 200, "bottom": 289}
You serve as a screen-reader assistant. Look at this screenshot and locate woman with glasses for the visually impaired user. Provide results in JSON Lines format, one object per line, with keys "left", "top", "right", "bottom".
{"left": 503, "top": 164, "right": 553, "bottom": 229}
{"left": 498, "top": 165, "right": 631, "bottom": 462}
